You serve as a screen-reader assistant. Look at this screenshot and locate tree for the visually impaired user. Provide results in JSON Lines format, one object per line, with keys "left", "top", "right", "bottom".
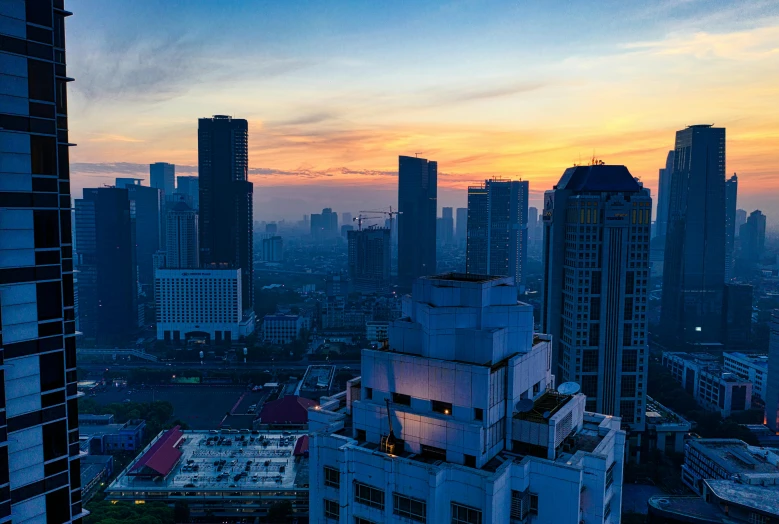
{"left": 173, "top": 501, "right": 190, "bottom": 523}
{"left": 266, "top": 500, "right": 292, "bottom": 522}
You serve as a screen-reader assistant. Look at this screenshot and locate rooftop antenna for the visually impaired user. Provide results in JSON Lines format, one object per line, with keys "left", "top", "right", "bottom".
{"left": 414, "top": 152, "right": 422, "bottom": 158}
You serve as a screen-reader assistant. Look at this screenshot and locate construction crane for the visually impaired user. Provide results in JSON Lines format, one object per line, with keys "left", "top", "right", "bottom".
{"left": 359, "top": 206, "right": 403, "bottom": 231}
{"left": 353, "top": 214, "right": 383, "bottom": 231}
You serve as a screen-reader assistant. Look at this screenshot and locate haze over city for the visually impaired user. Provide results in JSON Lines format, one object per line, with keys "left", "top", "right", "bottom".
{"left": 66, "top": 0, "right": 779, "bottom": 220}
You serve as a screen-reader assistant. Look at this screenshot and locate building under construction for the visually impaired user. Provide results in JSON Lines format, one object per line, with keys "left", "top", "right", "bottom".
{"left": 347, "top": 227, "right": 392, "bottom": 295}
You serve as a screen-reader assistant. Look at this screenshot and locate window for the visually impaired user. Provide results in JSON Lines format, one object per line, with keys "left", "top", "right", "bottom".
{"left": 529, "top": 494, "right": 538, "bottom": 515}
{"left": 464, "top": 454, "right": 476, "bottom": 468}
{"left": 604, "top": 500, "right": 612, "bottom": 520}
{"left": 355, "top": 518, "right": 376, "bottom": 524}
{"left": 620, "top": 400, "right": 636, "bottom": 423}
{"left": 393, "top": 493, "right": 426, "bottom": 523}
{"left": 605, "top": 461, "right": 616, "bottom": 489}
{"left": 392, "top": 392, "right": 411, "bottom": 406}
{"left": 31, "top": 136, "right": 57, "bottom": 175}
{"left": 582, "top": 350, "right": 598, "bottom": 372}
{"left": 474, "top": 408, "right": 483, "bottom": 421}
{"left": 28, "top": 59, "right": 54, "bottom": 102}
{"left": 622, "top": 350, "right": 638, "bottom": 372}
{"left": 355, "top": 429, "right": 366, "bottom": 441}
{"left": 354, "top": 482, "right": 384, "bottom": 510}
{"left": 432, "top": 400, "right": 452, "bottom": 415}
{"left": 324, "top": 466, "right": 340, "bottom": 489}
{"left": 324, "top": 499, "right": 339, "bottom": 520}
{"left": 748, "top": 513, "right": 769, "bottom": 524}
{"left": 365, "top": 387, "right": 373, "bottom": 400}
{"left": 451, "top": 502, "right": 482, "bottom": 524}
{"left": 620, "top": 375, "right": 636, "bottom": 397}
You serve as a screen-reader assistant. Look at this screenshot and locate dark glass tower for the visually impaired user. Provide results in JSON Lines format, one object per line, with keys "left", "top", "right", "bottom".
{"left": 724, "top": 173, "right": 738, "bottom": 279}
{"left": 397, "top": 155, "right": 437, "bottom": 290}
{"left": 0, "top": 1, "right": 84, "bottom": 521}
{"left": 347, "top": 228, "right": 391, "bottom": 294}
{"left": 661, "top": 125, "right": 726, "bottom": 345}
{"left": 654, "top": 150, "right": 674, "bottom": 240}
{"left": 198, "top": 115, "right": 253, "bottom": 311}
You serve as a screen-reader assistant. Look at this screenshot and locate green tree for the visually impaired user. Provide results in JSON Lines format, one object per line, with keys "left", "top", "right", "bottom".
{"left": 173, "top": 501, "right": 190, "bottom": 523}
{"left": 266, "top": 500, "right": 292, "bottom": 522}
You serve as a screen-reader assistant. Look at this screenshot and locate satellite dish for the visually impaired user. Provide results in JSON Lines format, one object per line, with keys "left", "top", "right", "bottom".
{"left": 557, "top": 382, "right": 581, "bottom": 396}
{"left": 543, "top": 411, "right": 552, "bottom": 419}
{"left": 516, "top": 399, "right": 534, "bottom": 413}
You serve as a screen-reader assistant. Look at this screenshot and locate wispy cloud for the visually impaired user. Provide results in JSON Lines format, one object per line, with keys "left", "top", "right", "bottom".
{"left": 87, "top": 134, "right": 146, "bottom": 143}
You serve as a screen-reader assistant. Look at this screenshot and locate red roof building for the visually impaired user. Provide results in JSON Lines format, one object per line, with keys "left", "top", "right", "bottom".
{"left": 129, "top": 425, "right": 184, "bottom": 478}
{"left": 293, "top": 435, "right": 309, "bottom": 457}
{"left": 256, "top": 395, "right": 317, "bottom": 429}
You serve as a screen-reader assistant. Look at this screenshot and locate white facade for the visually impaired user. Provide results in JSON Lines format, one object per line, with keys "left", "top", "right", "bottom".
{"left": 365, "top": 321, "right": 389, "bottom": 343}
{"left": 262, "top": 314, "right": 303, "bottom": 344}
{"left": 723, "top": 352, "right": 769, "bottom": 402}
{"left": 155, "top": 268, "right": 254, "bottom": 342}
{"left": 309, "top": 274, "right": 626, "bottom": 524}
{"left": 768, "top": 311, "right": 779, "bottom": 432}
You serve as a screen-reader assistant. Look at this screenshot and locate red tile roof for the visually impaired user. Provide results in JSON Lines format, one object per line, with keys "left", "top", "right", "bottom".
{"left": 258, "top": 395, "right": 317, "bottom": 425}
{"left": 293, "top": 435, "right": 309, "bottom": 456}
{"left": 129, "top": 425, "right": 183, "bottom": 477}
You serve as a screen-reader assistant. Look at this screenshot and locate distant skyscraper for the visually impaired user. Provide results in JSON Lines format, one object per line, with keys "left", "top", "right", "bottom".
{"left": 439, "top": 207, "right": 454, "bottom": 245}
{"left": 466, "top": 179, "right": 529, "bottom": 289}
{"left": 739, "top": 210, "right": 766, "bottom": 264}
{"left": 398, "top": 155, "right": 437, "bottom": 288}
{"left": 735, "top": 208, "right": 747, "bottom": 236}
{"left": 262, "top": 235, "right": 283, "bottom": 262}
{"left": 165, "top": 200, "right": 199, "bottom": 269}
{"left": 455, "top": 207, "right": 468, "bottom": 243}
{"left": 342, "top": 212, "right": 352, "bottom": 229}
{"left": 661, "top": 125, "right": 726, "bottom": 345}
{"left": 265, "top": 223, "right": 277, "bottom": 234}
{"left": 655, "top": 150, "right": 675, "bottom": 239}
{"left": 348, "top": 228, "right": 392, "bottom": 294}
{"left": 528, "top": 206, "right": 541, "bottom": 255}
{"left": 722, "top": 283, "right": 753, "bottom": 348}
{"left": 0, "top": 2, "right": 83, "bottom": 519}
{"left": 76, "top": 187, "right": 139, "bottom": 345}
{"left": 542, "top": 164, "right": 651, "bottom": 432}
{"left": 116, "top": 177, "right": 142, "bottom": 188}
{"left": 121, "top": 181, "right": 164, "bottom": 293}
{"left": 198, "top": 115, "right": 253, "bottom": 311}
{"left": 176, "top": 175, "right": 199, "bottom": 210}
{"left": 725, "top": 173, "right": 738, "bottom": 279}
{"left": 150, "top": 162, "right": 175, "bottom": 196}
{"left": 311, "top": 208, "right": 338, "bottom": 240}
{"left": 767, "top": 311, "right": 779, "bottom": 432}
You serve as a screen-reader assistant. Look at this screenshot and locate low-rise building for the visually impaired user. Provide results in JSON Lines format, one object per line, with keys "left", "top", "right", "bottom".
{"left": 262, "top": 314, "right": 304, "bottom": 344}
{"left": 105, "top": 427, "right": 310, "bottom": 520}
{"left": 644, "top": 396, "right": 692, "bottom": 456}
{"left": 662, "top": 352, "right": 752, "bottom": 417}
{"left": 81, "top": 455, "right": 114, "bottom": 503}
{"left": 723, "top": 352, "right": 769, "bottom": 403}
{"left": 78, "top": 414, "right": 146, "bottom": 453}
{"left": 309, "top": 274, "right": 626, "bottom": 523}
{"left": 681, "top": 438, "right": 779, "bottom": 495}
{"left": 365, "top": 321, "right": 389, "bottom": 343}
{"left": 255, "top": 395, "right": 318, "bottom": 430}
{"left": 155, "top": 268, "right": 255, "bottom": 343}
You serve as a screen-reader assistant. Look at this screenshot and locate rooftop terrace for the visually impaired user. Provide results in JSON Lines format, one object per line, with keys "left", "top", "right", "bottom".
{"left": 688, "top": 439, "right": 779, "bottom": 475}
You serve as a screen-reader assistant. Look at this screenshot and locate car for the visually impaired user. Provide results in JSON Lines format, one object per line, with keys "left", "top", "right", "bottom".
{"left": 263, "top": 370, "right": 270, "bottom": 374}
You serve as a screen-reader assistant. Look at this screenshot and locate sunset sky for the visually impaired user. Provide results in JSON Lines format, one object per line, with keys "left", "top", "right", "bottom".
{"left": 66, "top": 0, "right": 779, "bottom": 222}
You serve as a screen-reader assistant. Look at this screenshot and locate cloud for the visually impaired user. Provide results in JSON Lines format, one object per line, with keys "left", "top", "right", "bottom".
{"left": 268, "top": 112, "right": 340, "bottom": 127}
{"left": 444, "top": 81, "right": 549, "bottom": 103}
{"left": 87, "top": 134, "right": 146, "bottom": 143}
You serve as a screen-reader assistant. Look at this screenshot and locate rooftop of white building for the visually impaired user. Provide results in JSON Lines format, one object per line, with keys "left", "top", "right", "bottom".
{"left": 645, "top": 396, "right": 692, "bottom": 430}
{"left": 725, "top": 352, "right": 769, "bottom": 369}
{"left": 687, "top": 439, "right": 779, "bottom": 477}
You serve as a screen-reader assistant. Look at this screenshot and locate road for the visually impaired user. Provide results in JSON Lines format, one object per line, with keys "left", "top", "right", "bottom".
{"left": 77, "top": 360, "right": 361, "bottom": 372}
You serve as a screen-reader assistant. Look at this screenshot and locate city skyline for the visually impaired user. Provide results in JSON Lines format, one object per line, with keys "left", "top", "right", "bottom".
{"left": 64, "top": 1, "right": 779, "bottom": 221}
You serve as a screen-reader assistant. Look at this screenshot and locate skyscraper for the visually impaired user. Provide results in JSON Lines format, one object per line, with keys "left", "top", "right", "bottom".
{"left": 455, "top": 207, "right": 468, "bottom": 243}
{"left": 439, "top": 206, "right": 454, "bottom": 245}
{"left": 739, "top": 210, "right": 766, "bottom": 264}
{"left": 725, "top": 173, "right": 738, "bottom": 279}
{"left": 398, "top": 155, "right": 437, "bottom": 289}
{"left": 542, "top": 164, "right": 651, "bottom": 432}
{"left": 342, "top": 212, "right": 352, "bottom": 228}
{"left": 347, "top": 228, "right": 392, "bottom": 294}
{"left": 655, "top": 150, "right": 674, "bottom": 239}
{"left": 466, "top": 179, "right": 529, "bottom": 290}
{"left": 735, "top": 208, "right": 747, "bottom": 236}
{"left": 198, "top": 115, "right": 253, "bottom": 311}
{"left": 0, "top": 2, "right": 84, "bottom": 520}
{"left": 176, "top": 175, "right": 199, "bottom": 210}
{"left": 150, "top": 162, "right": 175, "bottom": 196}
{"left": 165, "top": 200, "right": 199, "bottom": 269}
{"left": 661, "top": 125, "right": 726, "bottom": 345}
{"left": 311, "top": 208, "right": 338, "bottom": 240}
{"left": 528, "top": 206, "right": 541, "bottom": 256}
{"left": 767, "top": 310, "right": 779, "bottom": 432}
{"left": 118, "top": 180, "right": 163, "bottom": 293}
{"left": 75, "top": 188, "right": 139, "bottom": 345}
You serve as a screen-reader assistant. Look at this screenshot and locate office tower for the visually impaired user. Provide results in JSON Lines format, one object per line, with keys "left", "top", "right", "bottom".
{"left": 347, "top": 228, "right": 391, "bottom": 294}
{"left": 661, "top": 125, "right": 726, "bottom": 345}
{"left": 722, "top": 283, "right": 753, "bottom": 348}
{"left": 310, "top": 274, "right": 625, "bottom": 523}
{"left": 150, "top": 162, "right": 175, "bottom": 196}
{"left": 198, "top": 115, "right": 253, "bottom": 311}
{"left": 455, "top": 207, "right": 467, "bottom": 243}
{"left": 120, "top": 180, "right": 163, "bottom": 292}
{"left": 398, "top": 156, "right": 437, "bottom": 289}
{"left": 735, "top": 208, "right": 747, "bottom": 236}
{"left": 341, "top": 224, "right": 354, "bottom": 238}
{"left": 466, "top": 179, "right": 529, "bottom": 290}
{"left": 655, "top": 150, "right": 675, "bottom": 240}
{"left": 115, "top": 177, "right": 141, "bottom": 188}
{"left": 342, "top": 212, "right": 352, "bottom": 228}
{"left": 725, "top": 173, "right": 738, "bottom": 279}
{"left": 528, "top": 206, "right": 542, "bottom": 256}
{"left": 165, "top": 200, "right": 199, "bottom": 269}
{"left": 767, "top": 311, "right": 779, "bottom": 432}
{"left": 75, "top": 187, "right": 138, "bottom": 345}
{"left": 311, "top": 208, "right": 338, "bottom": 240}
{"left": 542, "top": 164, "right": 651, "bottom": 432}
{"left": 175, "top": 175, "right": 199, "bottom": 210}
{"left": 0, "top": 2, "right": 84, "bottom": 521}
{"left": 265, "top": 223, "right": 277, "bottom": 234}
{"left": 261, "top": 235, "right": 283, "bottom": 262}
{"left": 440, "top": 207, "right": 454, "bottom": 245}
{"left": 739, "top": 210, "right": 766, "bottom": 264}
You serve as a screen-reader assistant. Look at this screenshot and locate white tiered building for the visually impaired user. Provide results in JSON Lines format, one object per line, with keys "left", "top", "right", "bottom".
{"left": 309, "top": 274, "right": 625, "bottom": 523}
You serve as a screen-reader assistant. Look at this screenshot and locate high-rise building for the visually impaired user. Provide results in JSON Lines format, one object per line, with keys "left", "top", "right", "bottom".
{"left": 150, "top": 162, "right": 175, "bottom": 196}
{"left": 0, "top": 2, "right": 84, "bottom": 520}
{"left": 75, "top": 188, "right": 139, "bottom": 345}
{"left": 342, "top": 212, "right": 352, "bottom": 229}
{"left": 767, "top": 310, "right": 779, "bottom": 432}
{"left": 542, "top": 164, "right": 651, "bottom": 433}
{"left": 261, "top": 235, "right": 283, "bottom": 262}
{"left": 722, "top": 283, "right": 753, "bottom": 349}
{"left": 725, "top": 173, "right": 738, "bottom": 279}
{"left": 176, "top": 175, "right": 199, "bottom": 210}
{"left": 347, "top": 228, "right": 391, "bottom": 294}
{"left": 119, "top": 180, "right": 163, "bottom": 293}
{"left": 311, "top": 208, "right": 338, "bottom": 240}
{"left": 735, "top": 208, "right": 747, "bottom": 236}
{"left": 466, "top": 179, "right": 529, "bottom": 290}
{"left": 455, "top": 207, "right": 467, "bottom": 243}
{"left": 439, "top": 207, "right": 453, "bottom": 245}
{"left": 198, "top": 115, "right": 253, "bottom": 311}
{"left": 654, "top": 150, "right": 675, "bottom": 240}
{"left": 739, "top": 210, "right": 766, "bottom": 264}
{"left": 165, "top": 200, "right": 199, "bottom": 269}
{"left": 398, "top": 155, "right": 437, "bottom": 289}
{"left": 309, "top": 274, "right": 626, "bottom": 524}
{"left": 661, "top": 125, "right": 726, "bottom": 345}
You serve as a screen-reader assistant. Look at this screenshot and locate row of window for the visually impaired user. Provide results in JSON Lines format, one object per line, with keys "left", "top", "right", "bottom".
{"left": 324, "top": 496, "right": 484, "bottom": 524}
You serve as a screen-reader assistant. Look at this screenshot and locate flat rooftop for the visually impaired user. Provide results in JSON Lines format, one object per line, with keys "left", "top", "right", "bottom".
{"left": 706, "top": 479, "right": 779, "bottom": 517}
{"left": 80, "top": 424, "right": 126, "bottom": 437}
{"left": 688, "top": 439, "right": 779, "bottom": 475}
{"left": 107, "top": 430, "right": 309, "bottom": 495}
{"left": 645, "top": 396, "right": 691, "bottom": 428}
{"left": 301, "top": 365, "right": 335, "bottom": 390}
{"left": 513, "top": 390, "right": 572, "bottom": 425}
{"left": 426, "top": 273, "right": 505, "bottom": 283}
{"left": 648, "top": 496, "right": 727, "bottom": 522}
{"left": 726, "top": 352, "right": 769, "bottom": 368}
